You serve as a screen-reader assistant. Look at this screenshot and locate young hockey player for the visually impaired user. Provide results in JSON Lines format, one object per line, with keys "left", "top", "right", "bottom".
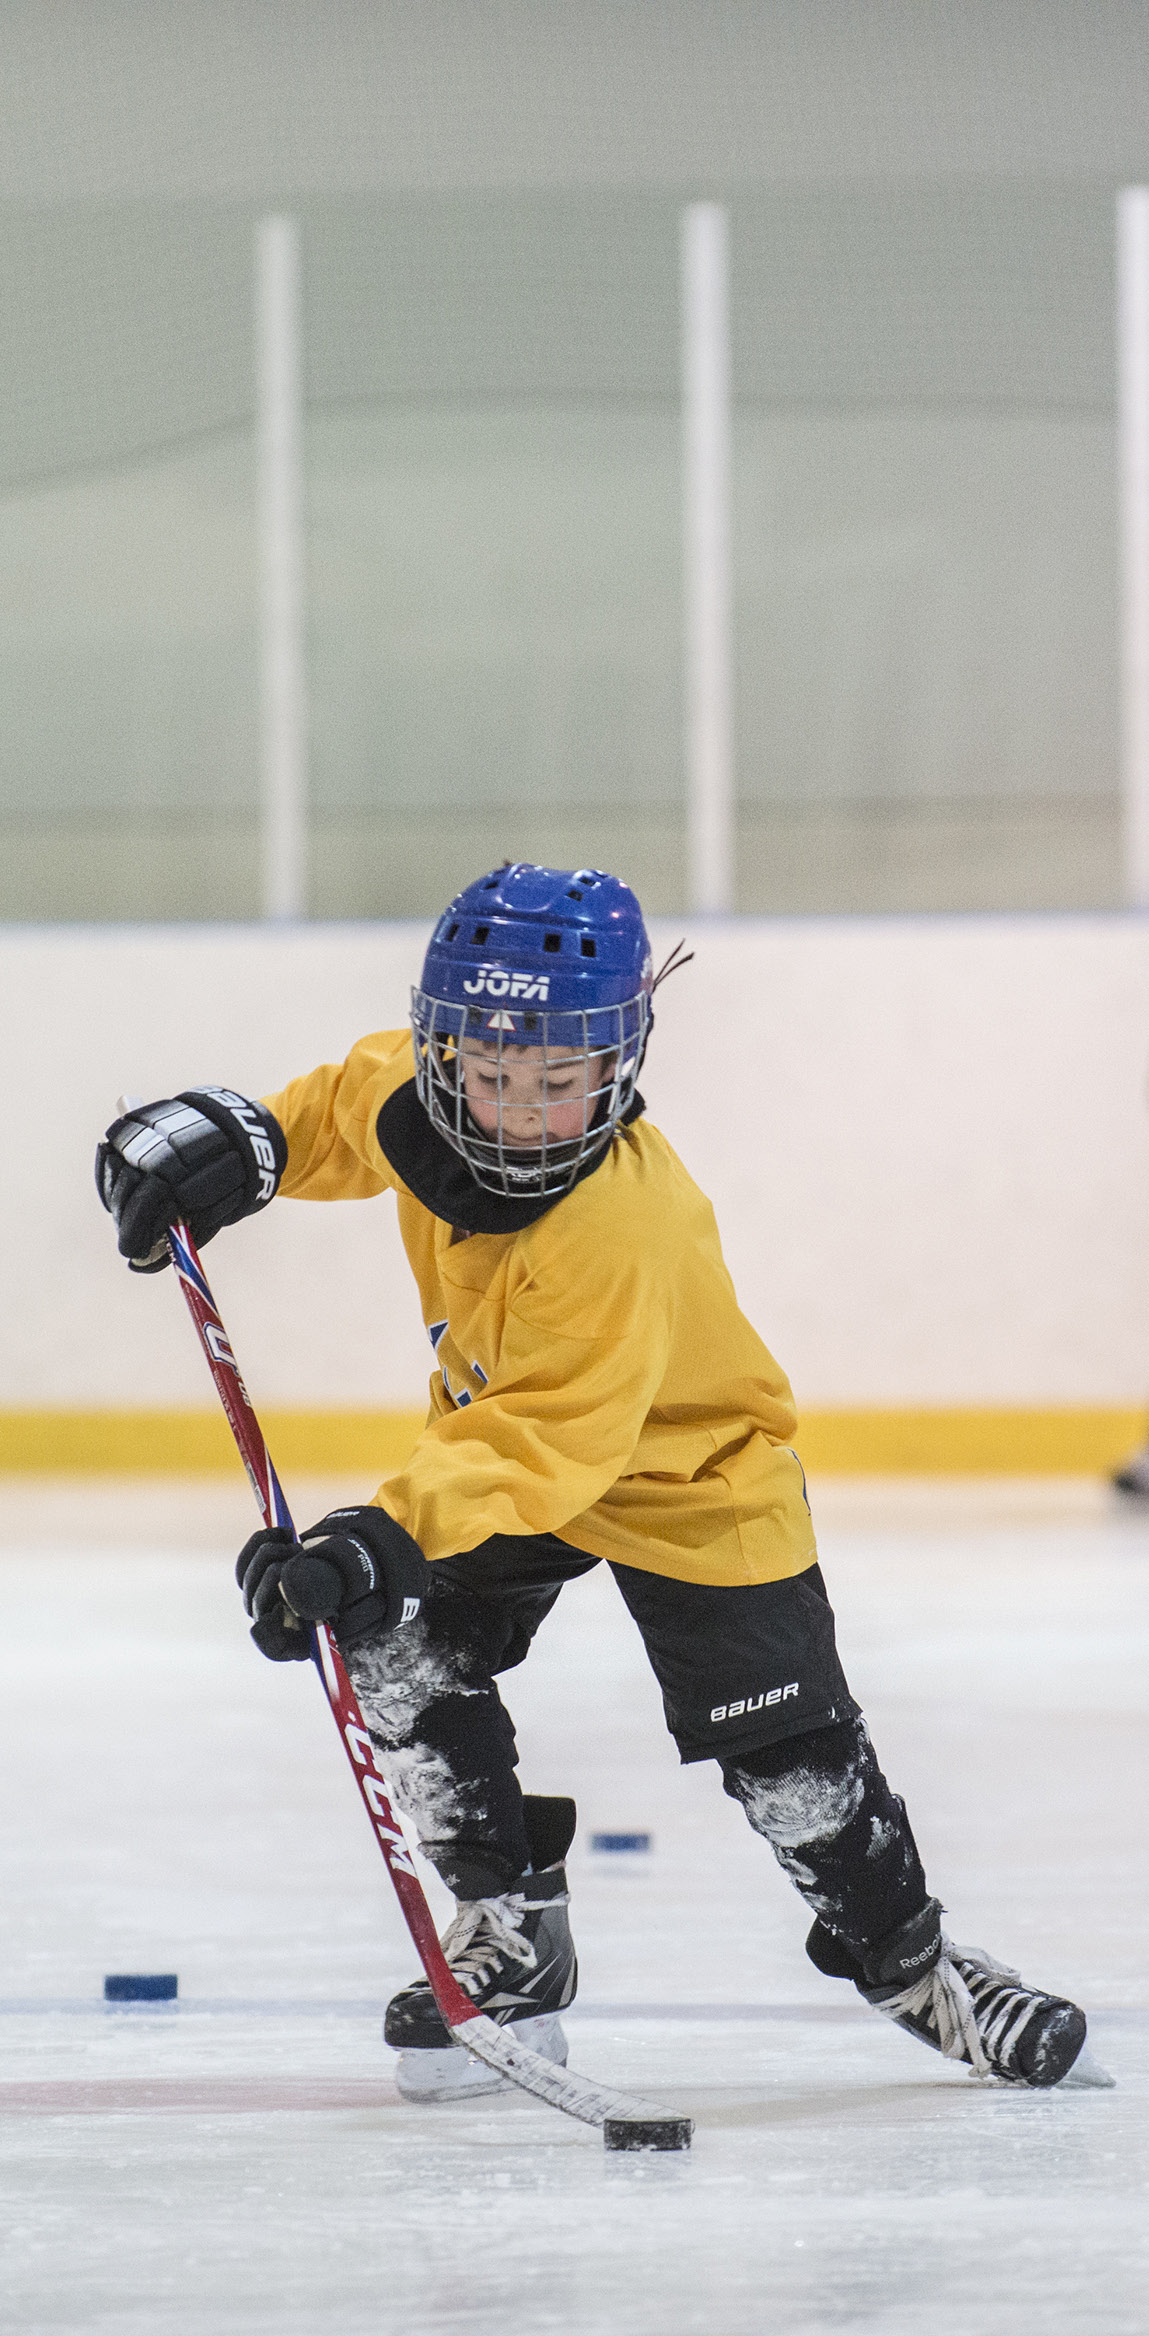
{"left": 97, "top": 862, "right": 1098, "bottom": 2100}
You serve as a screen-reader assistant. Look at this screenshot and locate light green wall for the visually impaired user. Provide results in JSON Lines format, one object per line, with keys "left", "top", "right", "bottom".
{"left": 0, "top": 186, "right": 1127, "bottom": 917}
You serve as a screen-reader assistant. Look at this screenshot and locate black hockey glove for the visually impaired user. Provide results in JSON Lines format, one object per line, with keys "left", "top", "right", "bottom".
{"left": 235, "top": 1505, "right": 429, "bottom": 1662}
{"left": 95, "top": 1090, "right": 287, "bottom": 1272}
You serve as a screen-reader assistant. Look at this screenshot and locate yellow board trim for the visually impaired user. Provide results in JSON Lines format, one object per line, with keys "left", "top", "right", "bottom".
{"left": 0, "top": 1410, "right": 427, "bottom": 1476}
{"left": 794, "top": 1407, "right": 1147, "bottom": 1476}
{"left": 0, "top": 1406, "right": 1143, "bottom": 1476}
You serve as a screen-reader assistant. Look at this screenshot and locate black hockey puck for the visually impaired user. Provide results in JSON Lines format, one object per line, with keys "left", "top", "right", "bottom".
{"left": 603, "top": 2115, "right": 693, "bottom": 2152}
{"left": 103, "top": 1974, "right": 178, "bottom": 2003}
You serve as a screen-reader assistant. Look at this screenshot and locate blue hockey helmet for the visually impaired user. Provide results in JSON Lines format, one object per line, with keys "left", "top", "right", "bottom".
{"left": 412, "top": 863, "right": 654, "bottom": 1198}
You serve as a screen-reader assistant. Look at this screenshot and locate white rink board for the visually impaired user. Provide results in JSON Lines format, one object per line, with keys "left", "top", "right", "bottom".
{"left": 0, "top": 1478, "right": 1144, "bottom": 2336}
{"left": 2, "top": 913, "right": 1149, "bottom": 1408}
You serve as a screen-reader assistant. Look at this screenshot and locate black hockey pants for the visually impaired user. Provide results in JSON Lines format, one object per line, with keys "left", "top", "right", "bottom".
{"left": 345, "top": 1532, "right": 928, "bottom": 1956}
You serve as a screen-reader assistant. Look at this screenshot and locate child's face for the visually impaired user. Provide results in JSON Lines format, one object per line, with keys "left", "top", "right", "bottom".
{"left": 460, "top": 1039, "right": 612, "bottom": 1148}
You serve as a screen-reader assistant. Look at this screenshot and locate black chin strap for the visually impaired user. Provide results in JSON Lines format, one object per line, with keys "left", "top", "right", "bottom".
{"left": 375, "top": 1079, "right": 645, "bottom": 1233}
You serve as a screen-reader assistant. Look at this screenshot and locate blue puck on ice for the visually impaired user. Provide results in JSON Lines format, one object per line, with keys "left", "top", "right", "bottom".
{"left": 103, "top": 1974, "right": 178, "bottom": 2002}
{"left": 590, "top": 1832, "right": 651, "bottom": 1854}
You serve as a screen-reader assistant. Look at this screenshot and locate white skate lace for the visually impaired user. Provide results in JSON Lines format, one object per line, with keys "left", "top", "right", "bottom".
{"left": 874, "top": 1938, "right": 1035, "bottom": 2080}
{"left": 439, "top": 1893, "right": 538, "bottom": 1996}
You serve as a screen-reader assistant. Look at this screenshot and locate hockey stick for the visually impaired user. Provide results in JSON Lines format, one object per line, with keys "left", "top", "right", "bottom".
{"left": 165, "top": 1217, "right": 691, "bottom": 2149}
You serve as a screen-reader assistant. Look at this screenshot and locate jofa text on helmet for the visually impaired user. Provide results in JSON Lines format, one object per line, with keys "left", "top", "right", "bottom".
{"left": 462, "top": 968, "right": 551, "bottom": 1001}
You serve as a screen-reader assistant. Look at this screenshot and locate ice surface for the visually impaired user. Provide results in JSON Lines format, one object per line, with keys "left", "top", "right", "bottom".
{"left": 0, "top": 1475, "right": 1145, "bottom": 2335}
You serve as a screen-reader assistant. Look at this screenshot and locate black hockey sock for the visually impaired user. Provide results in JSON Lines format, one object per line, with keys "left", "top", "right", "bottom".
{"left": 345, "top": 1623, "right": 532, "bottom": 1898}
{"left": 721, "top": 1717, "right": 929, "bottom": 1957}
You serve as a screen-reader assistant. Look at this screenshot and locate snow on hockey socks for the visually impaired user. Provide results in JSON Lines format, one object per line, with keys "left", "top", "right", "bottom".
{"left": 721, "top": 1715, "right": 929, "bottom": 1955}
{"left": 345, "top": 1616, "right": 534, "bottom": 1899}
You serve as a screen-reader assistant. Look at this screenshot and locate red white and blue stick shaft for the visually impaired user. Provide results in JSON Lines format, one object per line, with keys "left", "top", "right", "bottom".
{"left": 165, "top": 1216, "right": 692, "bottom": 2141}
{"left": 165, "top": 1218, "right": 477, "bottom": 2033}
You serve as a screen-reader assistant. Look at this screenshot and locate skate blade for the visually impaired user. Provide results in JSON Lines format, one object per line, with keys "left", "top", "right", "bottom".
{"left": 394, "top": 2011, "right": 568, "bottom": 2102}
{"left": 1057, "top": 2043, "right": 1116, "bottom": 2090}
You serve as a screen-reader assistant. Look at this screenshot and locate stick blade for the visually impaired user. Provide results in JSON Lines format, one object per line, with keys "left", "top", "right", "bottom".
{"left": 452, "top": 2015, "right": 692, "bottom": 2141}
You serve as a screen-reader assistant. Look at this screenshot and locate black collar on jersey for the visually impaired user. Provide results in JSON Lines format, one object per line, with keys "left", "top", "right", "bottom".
{"left": 375, "top": 1078, "right": 646, "bottom": 1234}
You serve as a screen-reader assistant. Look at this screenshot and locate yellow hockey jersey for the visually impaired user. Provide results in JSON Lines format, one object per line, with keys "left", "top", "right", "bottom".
{"left": 264, "top": 1030, "right": 816, "bottom": 1589}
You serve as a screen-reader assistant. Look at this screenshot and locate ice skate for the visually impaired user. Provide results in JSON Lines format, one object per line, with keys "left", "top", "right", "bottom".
{"left": 385, "top": 1797, "right": 578, "bottom": 2101}
{"left": 808, "top": 1899, "right": 1110, "bottom": 2088}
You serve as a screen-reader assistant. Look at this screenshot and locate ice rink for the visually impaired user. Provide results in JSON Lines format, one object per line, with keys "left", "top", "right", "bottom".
{"left": 0, "top": 1474, "right": 1145, "bottom": 2336}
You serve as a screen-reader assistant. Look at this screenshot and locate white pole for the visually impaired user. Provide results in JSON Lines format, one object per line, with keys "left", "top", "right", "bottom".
{"left": 1119, "top": 188, "right": 1149, "bottom": 909}
{"left": 256, "top": 215, "right": 307, "bottom": 921}
{"left": 682, "top": 201, "right": 734, "bottom": 916}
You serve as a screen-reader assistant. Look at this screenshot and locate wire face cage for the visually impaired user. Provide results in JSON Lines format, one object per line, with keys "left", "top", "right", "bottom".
{"left": 411, "top": 988, "right": 651, "bottom": 1198}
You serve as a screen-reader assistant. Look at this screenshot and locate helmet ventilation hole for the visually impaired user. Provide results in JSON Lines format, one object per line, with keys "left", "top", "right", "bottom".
{"left": 473, "top": 924, "right": 489, "bottom": 943}
{"left": 580, "top": 936, "right": 597, "bottom": 957}
{"left": 543, "top": 932, "right": 562, "bottom": 952}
